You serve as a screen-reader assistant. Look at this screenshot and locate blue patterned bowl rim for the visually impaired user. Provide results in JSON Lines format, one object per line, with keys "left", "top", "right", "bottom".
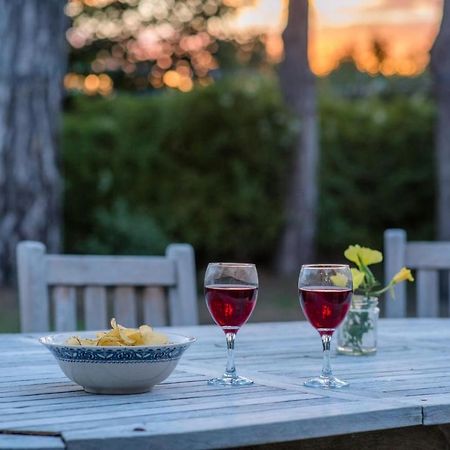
{"left": 39, "top": 331, "right": 196, "bottom": 349}
{"left": 39, "top": 332, "right": 196, "bottom": 364}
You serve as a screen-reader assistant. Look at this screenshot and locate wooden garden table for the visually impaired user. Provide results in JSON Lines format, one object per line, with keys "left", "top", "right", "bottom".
{"left": 2, "top": 319, "right": 450, "bottom": 450}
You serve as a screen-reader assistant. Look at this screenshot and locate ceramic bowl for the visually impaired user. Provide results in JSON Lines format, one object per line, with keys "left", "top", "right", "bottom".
{"left": 40, "top": 331, "right": 195, "bottom": 394}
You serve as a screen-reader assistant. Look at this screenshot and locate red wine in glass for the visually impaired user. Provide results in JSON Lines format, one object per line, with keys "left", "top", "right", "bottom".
{"left": 300, "top": 286, "right": 352, "bottom": 334}
{"left": 205, "top": 284, "right": 258, "bottom": 334}
{"left": 204, "top": 262, "right": 258, "bottom": 386}
{"left": 298, "top": 264, "right": 352, "bottom": 389}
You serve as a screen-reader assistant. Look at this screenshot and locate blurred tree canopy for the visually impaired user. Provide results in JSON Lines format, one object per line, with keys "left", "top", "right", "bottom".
{"left": 65, "top": 0, "right": 269, "bottom": 93}
{"left": 60, "top": 1, "right": 437, "bottom": 267}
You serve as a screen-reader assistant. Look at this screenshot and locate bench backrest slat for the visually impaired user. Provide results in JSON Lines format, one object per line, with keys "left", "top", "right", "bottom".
{"left": 384, "top": 229, "right": 449, "bottom": 318}
{"left": 17, "top": 241, "right": 198, "bottom": 332}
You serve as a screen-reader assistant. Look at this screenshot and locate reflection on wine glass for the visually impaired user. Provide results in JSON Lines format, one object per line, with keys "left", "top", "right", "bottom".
{"left": 299, "top": 264, "right": 352, "bottom": 388}
{"left": 205, "top": 263, "right": 258, "bottom": 386}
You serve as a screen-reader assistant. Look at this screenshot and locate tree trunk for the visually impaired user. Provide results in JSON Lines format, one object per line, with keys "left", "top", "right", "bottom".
{"left": 277, "top": 0, "right": 318, "bottom": 274}
{"left": 431, "top": 2, "right": 450, "bottom": 241}
{"left": 0, "top": 0, "right": 66, "bottom": 283}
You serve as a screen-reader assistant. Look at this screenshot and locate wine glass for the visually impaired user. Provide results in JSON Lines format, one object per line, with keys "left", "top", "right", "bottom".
{"left": 204, "top": 263, "right": 258, "bottom": 386}
{"left": 298, "top": 264, "right": 352, "bottom": 388}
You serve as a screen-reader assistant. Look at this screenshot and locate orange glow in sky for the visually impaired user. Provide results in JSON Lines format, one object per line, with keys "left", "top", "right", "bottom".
{"left": 234, "top": 0, "right": 443, "bottom": 76}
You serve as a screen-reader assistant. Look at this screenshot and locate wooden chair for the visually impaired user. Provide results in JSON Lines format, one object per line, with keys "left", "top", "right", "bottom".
{"left": 17, "top": 241, "right": 198, "bottom": 332}
{"left": 384, "top": 229, "right": 450, "bottom": 318}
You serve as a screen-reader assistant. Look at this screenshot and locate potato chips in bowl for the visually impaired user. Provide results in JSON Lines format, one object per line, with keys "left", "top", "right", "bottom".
{"left": 65, "top": 318, "right": 170, "bottom": 347}
{"left": 40, "top": 319, "right": 195, "bottom": 394}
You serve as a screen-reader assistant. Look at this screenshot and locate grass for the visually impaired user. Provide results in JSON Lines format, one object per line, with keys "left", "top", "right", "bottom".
{"left": 0, "top": 287, "right": 20, "bottom": 332}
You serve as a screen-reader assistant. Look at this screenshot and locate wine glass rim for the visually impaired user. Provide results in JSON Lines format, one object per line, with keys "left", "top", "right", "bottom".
{"left": 207, "top": 262, "right": 256, "bottom": 267}
{"left": 301, "top": 264, "right": 349, "bottom": 269}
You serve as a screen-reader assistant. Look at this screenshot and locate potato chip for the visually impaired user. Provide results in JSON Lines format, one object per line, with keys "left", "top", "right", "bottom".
{"left": 110, "top": 318, "right": 134, "bottom": 345}
{"left": 96, "top": 336, "right": 123, "bottom": 346}
{"left": 139, "top": 325, "right": 153, "bottom": 344}
{"left": 78, "top": 338, "right": 99, "bottom": 346}
{"left": 66, "top": 336, "right": 98, "bottom": 346}
{"left": 66, "top": 336, "right": 82, "bottom": 346}
{"left": 65, "top": 318, "right": 169, "bottom": 347}
{"left": 124, "top": 329, "right": 144, "bottom": 345}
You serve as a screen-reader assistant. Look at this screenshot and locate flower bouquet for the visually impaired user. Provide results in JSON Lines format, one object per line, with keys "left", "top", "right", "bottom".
{"left": 336, "top": 245, "right": 414, "bottom": 355}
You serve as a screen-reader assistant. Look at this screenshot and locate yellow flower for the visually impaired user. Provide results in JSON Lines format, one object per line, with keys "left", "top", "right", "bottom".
{"left": 351, "top": 268, "right": 365, "bottom": 290}
{"left": 330, "top": 273, "right": 349, "bottom": 288}
{"left": 344, "top": 245, "right": 383, "bottom": 267}
{"left": 392, "top": 267, "right": 414, "bottom": 284}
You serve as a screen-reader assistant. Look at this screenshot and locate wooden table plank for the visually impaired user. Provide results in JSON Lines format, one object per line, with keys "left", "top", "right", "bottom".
{"left": 0, "top": 434, "right": 64, "bottom": 450}
{"left": 62, "top": 401, "right": 421, "bottom": 450}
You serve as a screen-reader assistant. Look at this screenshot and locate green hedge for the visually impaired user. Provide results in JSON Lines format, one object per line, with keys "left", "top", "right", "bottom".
{"left": 63, "top": 76, "right": 295, "bottom": 263}
{"left": 319, "top": 94, "right": 435, "bottom": 254}
{"left": 63, "top": 77, "right": 435, "bottom": 264}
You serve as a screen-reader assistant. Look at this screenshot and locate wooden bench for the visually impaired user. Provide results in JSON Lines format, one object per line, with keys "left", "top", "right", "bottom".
{"left": 384, "top": 229, "right": 450, "bottom": 317}
{"left": 17, "top": 241, "right": 198, "bottom": 332}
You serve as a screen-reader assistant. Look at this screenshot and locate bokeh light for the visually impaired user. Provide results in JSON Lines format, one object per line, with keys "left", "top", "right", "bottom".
{"left": 64, "top": 72, "right": 114, "bottom": 95}
{"left": 64, "top": 0, "right": 443, "bottom": 95}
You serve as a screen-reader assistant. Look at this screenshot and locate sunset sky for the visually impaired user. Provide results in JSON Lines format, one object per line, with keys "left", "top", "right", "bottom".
{"left": 65, "top": 0, "right": 445, "bottom": 95}
{"left": 235, "top": 0, "right": 443, "bottom": 76}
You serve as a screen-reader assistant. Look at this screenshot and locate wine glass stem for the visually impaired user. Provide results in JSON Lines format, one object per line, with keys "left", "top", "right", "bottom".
{"left": 224, "top": 332, "right": 237, "bottom": 379}
{"left": 321, "top": 334, "right": 333, "bottom": 378}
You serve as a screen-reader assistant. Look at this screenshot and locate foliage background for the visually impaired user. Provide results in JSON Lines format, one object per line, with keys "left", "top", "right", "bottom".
{"left": 63, "top": 75, "right": 295, "bottom": 264}
{"left": 318, "top": 92, "right": 435, "bottom": 255}
{"left": 63, "top": 74, "right": 435, "bottom": 266}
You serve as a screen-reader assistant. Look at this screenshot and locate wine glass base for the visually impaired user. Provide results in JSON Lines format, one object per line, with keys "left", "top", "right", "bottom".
{"left": 304, "top": 375, "right": 349, "bottom": 389}
{"left": 207, "top": 376, "right": 254, "bottom": 386}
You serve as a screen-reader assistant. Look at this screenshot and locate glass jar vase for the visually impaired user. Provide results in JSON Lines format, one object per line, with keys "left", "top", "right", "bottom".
{"left": 337, "top": 296, "right": 379, "bottom": 356}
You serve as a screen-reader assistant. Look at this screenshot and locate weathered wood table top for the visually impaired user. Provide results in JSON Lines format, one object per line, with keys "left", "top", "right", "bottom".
{"left": 2, "top": 319, "right": 450, "bottom": 450}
